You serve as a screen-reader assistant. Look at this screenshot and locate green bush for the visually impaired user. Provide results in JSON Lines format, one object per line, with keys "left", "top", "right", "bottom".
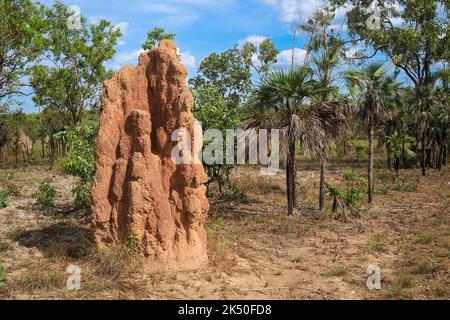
{"left": 221, "top": 181, "right": 247, "bottom": 203}
{"left": 60, "top": 122, "right": 98, "bottom": 208}
{"left": 340, "top": 187, "right": 365, "bottom": 206}
{"left": 36, "top": 181, "right": 57, "bottom": 206}
{"left": 396, "top": 181, "right": 417, "bottom": 192}
{"left": 0, "top": 196, "right": 9, "bottom": 208}
{"left": 0, "top": 262, "right": 6, "bottom": 288}
{"left": 351, "top": 141, "right": 366, "bottom": 159}
{"left": 1, "top": 182, "right": 21, "bottom": 198}
{"left": 375, "top": 184, "right": 390, "bottom": 195}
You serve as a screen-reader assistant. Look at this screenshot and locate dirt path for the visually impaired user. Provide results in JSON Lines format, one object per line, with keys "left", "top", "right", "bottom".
{"left": 0, "top": 164, "right": 449, "bottom": 299}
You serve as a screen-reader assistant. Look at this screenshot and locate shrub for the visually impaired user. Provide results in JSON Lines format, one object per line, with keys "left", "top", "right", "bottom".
{"left": 6, "top": 227, "right": 25, "bottom": 241}
{"left": 1, "top": 183, "right": 21, "bottom": 198}
{"left": 396, "top": 181, "right": 417, "bottom": 192}
{"left": 60, "top": 122, "right": 98, "bottom": 208}
{"left": 0, "top": 263, "right": 6, "bottom": 288}
{"left": 367, "top": 234, "right": 385, "bottom": 252}
{"left": 351, "top": 141, "right": 366, "bottom": 159}
{"left": 325, "top": 265, "right": 347, "bottom": 277}
{"left": 221, "top": 181, "right": 246, "bottom": 203}
{"left": 0, "top": 196, "right": 9, "bottom": 208}
{"left": 375, "top": 184, "right": 390, "bottom": 195}
{"left": 36, "top": 181, "right": 57, "bottom": 206}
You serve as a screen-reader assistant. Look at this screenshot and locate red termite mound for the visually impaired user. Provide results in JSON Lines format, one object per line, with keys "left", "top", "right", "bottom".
{"left": 91, "top": 40, "right": 209, "bottom": 270}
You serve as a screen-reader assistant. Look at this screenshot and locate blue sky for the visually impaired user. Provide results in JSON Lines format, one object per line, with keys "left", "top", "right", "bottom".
{"left": 16, "top": 0, "right": 353, "bottom": 113}
{"left": 18, "top": 0, "right": 410, "bottom": 113}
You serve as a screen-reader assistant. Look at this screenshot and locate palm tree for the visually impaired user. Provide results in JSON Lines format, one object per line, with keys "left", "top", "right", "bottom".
{"left": 311, "top": 42, "right": 347, "bottom": 211}
{"left": 344, "top": 63, "right": 399, "bottom": 204}
{"left": 247, "top": 66, "right": 343, "bottom": 215}
{"left": 387, "top": 132, "right": 415, "bottom": 176}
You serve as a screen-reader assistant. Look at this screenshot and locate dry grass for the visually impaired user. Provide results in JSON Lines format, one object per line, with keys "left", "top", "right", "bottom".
{"left": 1, "top": 163, "right": 449, "bottom": 300}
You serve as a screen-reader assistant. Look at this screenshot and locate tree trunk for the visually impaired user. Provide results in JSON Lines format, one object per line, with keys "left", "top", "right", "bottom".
{"left": 368, "top": 124, "right": 374, "bottom": 204}
{"left": 386, "top": 125, "right": 392, "bottom": 169}
{"left": 421, "top": 132, "right": 426, "bottom": 176}
{"left": 319, "top": 160, "right": 326, "bottom": 211}
{"left": 395, "top": 157, "right": 400, "bottom": 177}
{"left": 286, "top": 125, "right": 296, "bottom": 216}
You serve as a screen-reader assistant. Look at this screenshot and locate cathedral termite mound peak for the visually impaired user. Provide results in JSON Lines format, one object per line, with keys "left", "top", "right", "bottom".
{"left": 91, "top": 40, "right": 209, "bottom": 270}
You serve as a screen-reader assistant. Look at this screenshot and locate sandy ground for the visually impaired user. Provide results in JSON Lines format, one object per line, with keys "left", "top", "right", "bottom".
{"left": 0, "top": 161, "right": 449, "bottom": 300}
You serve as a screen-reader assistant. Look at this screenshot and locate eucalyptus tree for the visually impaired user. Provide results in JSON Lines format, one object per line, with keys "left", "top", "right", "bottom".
{"left": 30, "top": 2, "right": 121, "bottom": 126}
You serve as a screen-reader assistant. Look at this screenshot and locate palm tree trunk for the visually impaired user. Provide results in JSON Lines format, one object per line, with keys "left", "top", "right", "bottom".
{"left": 368, "top": 124, "right": 374, "bottom": 204}
{"left": 286, "top": 125, "right": 296, "bottom": 215}
{"left": 421, "top": 132, "right": 426, "bottom": 176}
{"left": 319, "top": 160, "right": 326, "bottom": 211}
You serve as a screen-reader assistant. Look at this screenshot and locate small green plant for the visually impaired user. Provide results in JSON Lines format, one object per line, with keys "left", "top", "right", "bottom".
{"left": 6, "top": 227, "right": 24, "bottom": 241}
{"left": 387, "top": 272, "right": 413, "bottom": 299}
{"left": 351, "top": 141, "right": 366, "bottom": 159}
{"left": 0, "top": 241, "right": 12, "bottom": 253}
{"left": 367, "top": 234, "right": 385, "bottom": 252}
{"left": 126, "top": 232, "right": 140, "bottom": 254}
{"left": 36, "top": 181, "right": 57, "bottom": 205}
{"left": 221, "top": 181, "right": 246, "bottom": 203}
{"left": 60, "top": 122, "right": 98, "bottom": 208}
{"left": 375, "top": 184, "right": 390, "bottom": 195}
{"left": 412, "top": 259, "right": 436, "bottom": 274}
{"left": 396, "top": 181, "right": 417, "bottom": 192}
{"left": 0, "top": 196, "right": 9, "bottom": 208}
{"left": 1, "top": 182, "right": 21, "bottom": 198}
{"left": 0, "top": 263, "right": 6, "bottom": 288}
{"left": 414, "top": 232, "right": 435, "bottom": 245}
{"left": 290, "top": 255, "right": 302, "bottom": 263}
{"left": 435, "top": 248, "right": 450, "bottom": 258}
{"left": 325, "top": 265, "right": 346, "bottom": 276}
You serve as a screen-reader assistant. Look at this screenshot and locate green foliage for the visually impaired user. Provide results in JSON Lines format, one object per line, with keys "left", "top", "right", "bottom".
{"left": 192, "top": 84, "right": 240, "bottom": 195}
{"left": 240, "top": 38, "right": 278, "bottom": 80}
{"left": 221, "top": 181, "right": 247, "bottom": 203}
{"left": 0, "top": 0, "right": 46, "bottom": 103}
{"left": 396, "top": 181, "right": 417, "bottom": 192}
{"left": 0, "top": 196, "right": 9, "bottom": 208}
{"left": 332, "top": 0, "right": 447, "bottom": 88}
{"left": 367, "top": 234, "right": 385, "bottom": 252}
{"left": 30, "top": 2, "right": 121, "bottom": 125}
{"left": 61, "top": 122, "right": 98, "bottom": 207}
{"left": 189, "top": 47, "right": 252, "bottom": 106}
{"left": 339, "top": 187, "right": 365, "bottom": 206}
{"left": 126, "top": 232, "right": 140, "bottom": 255}
{"left": 351, "top": 141, "right": 366, "bottom": 159}
{"left": 142, "top": 27, "right": 175, "bottom": 50}
{"left": 0, "top": 262, "right": 6, "bottom": 288}
{"left": 36, "top": 181, "right": 57, "bottom": 206}
{"left": 1, "top": 182, "right": 21, "bottom": 198}
{"left": 6, "top": 227, "right": 24, "bottom": 241}
{"left": 375, "top": 184, "right": 390, "bottom": 195}
{"left": 325, "top": 265, "right": 347, "bottom": 277}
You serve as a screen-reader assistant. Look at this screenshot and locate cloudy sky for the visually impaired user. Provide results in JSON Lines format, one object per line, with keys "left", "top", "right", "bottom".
{"left": 19, "top": 0, "right": 377, "bottom": 112}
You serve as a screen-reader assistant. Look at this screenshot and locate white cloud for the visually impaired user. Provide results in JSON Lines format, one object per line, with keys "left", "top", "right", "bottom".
{"left": 276, "top": 48, "right": 307, "bottom": 66}
{"left": 112, "top": 49, "right": 145, "bottom": 69}
{"left": 262, "top": 0, "right": 323, "bottom": 23}
{"left": 238, "top": 35, "right": 268, "bottom": 47}
{"left": 114, "top": 21, "right": 129, "bottom": 36}
{"left": 262, "top": 0, "right": 352, "bottom": 29}
{"left": 178, "top": 49, "right": 196, "bottom": 69}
